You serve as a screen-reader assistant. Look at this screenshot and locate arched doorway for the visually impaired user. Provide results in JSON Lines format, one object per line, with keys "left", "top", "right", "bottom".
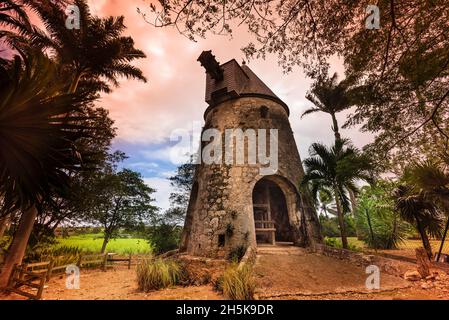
{"left": 252, "top": 178, "right": 295, "bottom": 245}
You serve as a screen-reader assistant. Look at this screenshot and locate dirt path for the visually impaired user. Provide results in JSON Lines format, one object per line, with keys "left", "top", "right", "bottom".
{"left": 0, "top": 266, "right": 222, "bottom": 300}
{"left": 1, "top": 246, "right": 448, "bottom": 300}
{"left": 254, "top": 245, "right": 449, "bottom": 300}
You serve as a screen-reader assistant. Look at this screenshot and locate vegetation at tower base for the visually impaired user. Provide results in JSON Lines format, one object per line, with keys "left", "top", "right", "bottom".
{"left": 220, "top": 263, "right": 255, "bottom": 300}
{"left": 136, "top": 258, "right": 182, "bottom": 291}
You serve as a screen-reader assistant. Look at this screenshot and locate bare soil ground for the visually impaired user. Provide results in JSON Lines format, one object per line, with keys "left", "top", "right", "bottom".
{"left": 255, "top": 245, "right": 449, "bottom": 300}
{"left": 1, "top": 246, "right": 448, "bottom": 300}
{"left": 0, "top": 266, "right": 222, "bottom": 300}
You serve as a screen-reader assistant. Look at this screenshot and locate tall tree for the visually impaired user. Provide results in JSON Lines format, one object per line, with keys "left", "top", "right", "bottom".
{"left": 0, "top": 51, "right": 96, "bottom": 287}
{"left": 316, "top": 190, "right": 337, "bottom": 218}
{"left": 302, "top": 73, "right": 354, "bottom": 142}
{"left": 301, "top": 139, "right": 372, "bottom": 248}
{"left": 164, "top": 161, "right": 195, "bottom": 225}
{"left": 30, "top": 106, "right": 116, "bottom": 247}
{"left": 355, "top": 181, "right": 411, "bottom": 249}
{"left": 146, "top": 161, "right": 195, "bottom": 254}
{"left": 21, "top": 0, "right": 147, "bottom": 93}
{"left": 0, "top": 0, "right": 32, "bottom": 33}
{"left": 302, "top": 72, "right": 361, "bottom": 215}
{"left": 393, "top": 185, "right": 444, "bottom": 259}
{"left": 404, "top": 160, "right": 449, "bottom": 260}
{"left": 86, "top": 156, "right": 158, "bottom": 253}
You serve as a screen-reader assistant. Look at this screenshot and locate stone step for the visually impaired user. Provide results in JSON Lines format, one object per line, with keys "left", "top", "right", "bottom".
{"left": 256, "top": 245, "right": 306, "bottom": 256}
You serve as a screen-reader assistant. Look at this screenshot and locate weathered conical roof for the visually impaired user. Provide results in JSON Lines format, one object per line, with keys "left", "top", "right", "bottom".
{"left": 200, "top": 55, "right": 289, "bottom": 115}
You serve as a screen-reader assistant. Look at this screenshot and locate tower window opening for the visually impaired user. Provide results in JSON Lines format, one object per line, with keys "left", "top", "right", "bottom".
{"left": 260, "top": 106, "right": 269, "bottom": 118}
{"left": 218, "top": 234, "right": 226, "bottom": 247}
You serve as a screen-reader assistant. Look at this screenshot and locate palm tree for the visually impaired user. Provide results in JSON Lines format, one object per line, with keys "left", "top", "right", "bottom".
{"left": 0, "top": 51, "right": 95, "bottom": 287}
{"left": 25, "top": 0, "right": 147, "bottom": 93}
{"left": 301, "top": 139, "right": 372, "bottom": 248}
{"left": 405, "top": 161, "right": 449, "bottom": 260}
{"left": 301, "top": 73, "right": 355, "bottom": 142}
{"left": 0, "top": 0, "right": 31, "bottom": 31}
{"left": 393, "top": 185, "right": 444, "bottom": 259}
{"left": 316, "top": 189, "right": 337, "bottom": 217}
{"left": 0, "top": 0, "right": 34, "bottom": 55}
{"left": 302, "top": 73, "right": 361, "bottom": 215}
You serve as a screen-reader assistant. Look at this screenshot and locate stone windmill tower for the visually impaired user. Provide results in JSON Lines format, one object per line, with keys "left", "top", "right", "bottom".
{"left": 179, "top": 51, "right": 322, "bottom": 258}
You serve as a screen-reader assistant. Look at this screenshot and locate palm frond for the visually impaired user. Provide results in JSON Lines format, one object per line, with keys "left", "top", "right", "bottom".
{"left": 0, "top": 50, "right": 96, "bottom": 210}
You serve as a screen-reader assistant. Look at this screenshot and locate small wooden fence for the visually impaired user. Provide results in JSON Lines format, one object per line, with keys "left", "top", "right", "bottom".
{"left": 7, "top": 262, "right": 50, "bottom": 300}
{"left": 7, "top": 252, "right": 134, "bottom": 300}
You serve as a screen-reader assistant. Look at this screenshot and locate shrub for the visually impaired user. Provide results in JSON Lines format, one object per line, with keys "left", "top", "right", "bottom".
{"left": 320, "top": 215, "right": 357, "bottom": 238}
{"left": 147, "top": 224, "right": 182, "bottom": 255}
{"left": 355, "top": 182, "right": 412, "bottom": 249}
{"left": 324, "top": 237, "right": 338, "bottom": 247}
{"left": 25, "top": 245, "right": 82, "bottom": 264}
{"left": 227, "top": 245, "right": 247, "bottom": 262}
{"left": 0, "top": 236, "right": 12, "bottom": 264}
{"left": 324, "top": 237, "right": 360, "bottom": 251}
{"left": 212, "top": 274, "right": 224, "bottom": 292}
{"left": 225, "top": 223, "right": 234, "bottom": 237}
{"left": 221, "top": 263, "right": 255, "bottom": 300}
{"left": 136, "top": 258, "right": 181, "bottom": 291}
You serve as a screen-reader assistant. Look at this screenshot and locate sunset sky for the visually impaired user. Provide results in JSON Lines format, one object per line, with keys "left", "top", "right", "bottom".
{"left": 15, "top": 0, "right": 375, "bottom": 211}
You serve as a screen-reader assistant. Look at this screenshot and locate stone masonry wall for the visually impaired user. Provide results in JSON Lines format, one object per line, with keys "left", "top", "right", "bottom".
{"left": 181, "top": 96, "right": 321, "bottom": 258}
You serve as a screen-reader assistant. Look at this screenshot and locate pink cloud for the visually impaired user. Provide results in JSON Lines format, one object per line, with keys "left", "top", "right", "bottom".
{"left": 87, "top": 0, "right": 373, "bottom": 155}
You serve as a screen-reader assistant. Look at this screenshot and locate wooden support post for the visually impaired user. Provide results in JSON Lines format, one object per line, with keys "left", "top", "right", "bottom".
{"left": 36, "top": 274, "right": 46, "bottom": 300}
{"left": 77, "top": 254, "right": 82, "bottom": 268}
{"left": 19, "top": 264, "right": 26, "bottom": 281}
{"left": 416, "top": 248, "right": 431, "bottom": 278}
{"left": 102, "top": 253, "right": 108, "bottom": 271}
{"left": 46, "top": 259, "right": 54, "bottom": 281}
{"left": 265, "top": 185, "right": 275, "bottom": 245}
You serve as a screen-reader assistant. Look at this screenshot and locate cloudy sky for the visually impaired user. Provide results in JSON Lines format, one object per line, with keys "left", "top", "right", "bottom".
{"left": 81, "top": 1, "right": 373, "bottom": 211}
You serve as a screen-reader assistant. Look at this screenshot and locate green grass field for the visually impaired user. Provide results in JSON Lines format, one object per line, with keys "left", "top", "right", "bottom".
{"left": 329, "top": 237, "right": 449, "bottom": 254}
{"left": 55, "top": 233, "right": 152, "bottom": 254}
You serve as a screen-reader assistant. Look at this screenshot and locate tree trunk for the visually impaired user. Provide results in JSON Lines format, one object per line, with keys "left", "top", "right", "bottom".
{"left": 331, "top": 113, "right": 341, "bottom": 142}
{"left": 348, "top": 189, "right": 357, "bottom": 215}
{"left": 416, "top": 218, "right": 433, "bottom": 259}
{"left": 68, "top": 70, "right": 83, "bottom": 94}
{"left": 0, "top": 205, "right": 38, "bottom": 288}
{"left": 416, "top": 247, "right": 431, "bottom": 278}
{"left": 437, "top": 217, "right": 449, "bottom": 261}
{"left": 0, "top": 214, "right": 10, "bottom": 238}
{"left": 334, "top": 191, "right": 348, "bottom": 249}
{"left": 365, "top": 208, "right": 376, "bottom": 249}
{"left": 100, "top": 236, "right": 109, "bottom": 254}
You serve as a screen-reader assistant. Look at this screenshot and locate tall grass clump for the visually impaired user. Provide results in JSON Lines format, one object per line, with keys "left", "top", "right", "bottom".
{"left": 136, "top": 258, "right": 181, "bottom": 291}
{"left": 221, "top": 263, "right": 255, "bottom": 300}
{"left": 227, "top": 245, "right": 247, "bottom": 262}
